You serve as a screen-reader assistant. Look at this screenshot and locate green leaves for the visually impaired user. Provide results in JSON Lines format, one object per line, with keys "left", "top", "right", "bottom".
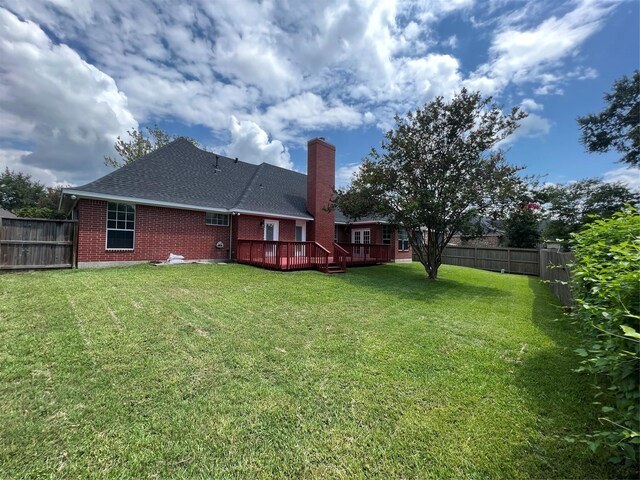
{"left": 333, "top": 89, "right": 530, "bottom": 279}
{"left": 104, "top": 126, "right": 201, "bottom": 168}
{"left": 620, "top": 325, "right": 640, "bottom": 340}
{"left": 570, "top": 206, "right": 640, "bottom": 467}
{"left": 577, "top": 70, "right": 640, "bottom": 166}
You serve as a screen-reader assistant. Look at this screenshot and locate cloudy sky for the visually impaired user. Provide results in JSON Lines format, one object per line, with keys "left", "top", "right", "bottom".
{"left": 0, "top": 0, "right": 638, "bottom": 189}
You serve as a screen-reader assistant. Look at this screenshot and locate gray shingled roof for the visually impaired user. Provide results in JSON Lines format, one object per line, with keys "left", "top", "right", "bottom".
{"left": 0, "top": 208, "right": 16, "bottom": 218}
{"left": 66, "top": 138, "right": 385, "bottom": 223}
{"left": 68, "top": 139, "right": 312, "bottom": 218}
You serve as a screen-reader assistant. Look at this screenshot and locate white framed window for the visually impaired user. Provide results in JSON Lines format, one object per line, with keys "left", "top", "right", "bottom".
{"left": 106, "top": 202, "right": 135, "bottom": 250}
{"left": 382, "top": 225, "right": 392, "bottom": 245}
{"left": 206, "top": 212, "right": 229, "bottom": 226}
{"left": 398, "top": 228, "right": 410, "bottom": 251}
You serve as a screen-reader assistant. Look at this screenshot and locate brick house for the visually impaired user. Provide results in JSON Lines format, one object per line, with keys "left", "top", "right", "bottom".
{"left": 61, "top": 138, "right": 412, "bottom": 272}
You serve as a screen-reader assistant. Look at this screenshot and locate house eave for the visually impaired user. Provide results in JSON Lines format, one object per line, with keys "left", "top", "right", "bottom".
{"left": 231, "top": 208, "right": 313, "bottom": 221}
{"left": 62, "top": 189, "right": 315, "bottom": 221}
{"left": 62, "top": 189, "right": 231, "bottom": 214}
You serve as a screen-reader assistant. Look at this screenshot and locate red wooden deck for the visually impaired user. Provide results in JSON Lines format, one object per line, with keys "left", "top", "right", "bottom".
{"left": 236, "top": 240, "right": 390, "bottom": 273}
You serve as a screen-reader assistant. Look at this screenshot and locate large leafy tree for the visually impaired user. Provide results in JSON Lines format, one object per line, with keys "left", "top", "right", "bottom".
{"left": 0, "top": 168, "right": 46, "bottom": 212}
{"left": 577, "top": 71, "right": 639, "bottom": 166}
{"left": 333, "top": 89, "right": 529, "bottom": 279}
{"left": 538, "top": 179, "right": 639, "bottom": 247}
{"left": 104, "top": 126, "right": 201, "bottom": 168}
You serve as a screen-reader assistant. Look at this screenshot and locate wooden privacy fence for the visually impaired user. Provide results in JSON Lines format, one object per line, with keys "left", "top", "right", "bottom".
{"left": 0, "top": 217, "right": 77, "bottom": 270}
{"left": 539, "top": 249, "right": 574, "bottom": 307}
{"left": 441, "top": 245, "right": 540, "bottom": 275}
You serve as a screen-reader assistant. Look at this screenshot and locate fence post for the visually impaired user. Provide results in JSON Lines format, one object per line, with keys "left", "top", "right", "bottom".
{"left": 473, "top": 247, "right": 477, "bottom": 268}
{"left": 507, "top": 248, "right": 511, "bottom": 273}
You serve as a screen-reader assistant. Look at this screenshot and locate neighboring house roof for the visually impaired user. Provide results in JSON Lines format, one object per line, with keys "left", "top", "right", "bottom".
{"left": 0, "top": 208, "right": 16, "bottom": 218}
{"left": 64, "top": 139, "right": 313, "bottom": 220}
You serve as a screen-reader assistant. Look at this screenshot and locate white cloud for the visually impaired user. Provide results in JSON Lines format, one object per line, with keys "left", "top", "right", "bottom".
{"left": 0, "top": 148, "right": 69, "bottom": 186}
{"left": 465, "top": 0, "right": 616, "bottom": 96}
{"left": 443, "top": 35, "right": 458, "bottom": 49}
{"left": 520, "top": 98, "right": 543, "bottom": 112}
{"left": 336, "top": 162, "right": 362, "bottom": 187}
{"left": 603, "top": 167, "right": 640, "bottom": 192}
{"left": 222, "top": 116, "right": 292, "bottom": 169}
{"left": 0, "top": 8, "right": 136, "bottom": 184}
{"left": 0, "top": 0, "right": 622, "bottom": 185}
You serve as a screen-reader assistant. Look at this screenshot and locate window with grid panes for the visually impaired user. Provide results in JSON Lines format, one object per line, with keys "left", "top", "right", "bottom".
{"left": 398, "top": 228, "right": 409, "bottom": 251}
{"left": 106, "top": 203, "right": 135, "bottom": 249}
{"left": 205, "top": 212, "right": 229, "bottom": 226}
{"left": 382, "top": 225, "right": 391, "bottom": 245}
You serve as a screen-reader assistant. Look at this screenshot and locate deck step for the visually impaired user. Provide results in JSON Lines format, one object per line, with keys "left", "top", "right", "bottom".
{"left": 326, "top": 262, "right": 346, "bottom": 274}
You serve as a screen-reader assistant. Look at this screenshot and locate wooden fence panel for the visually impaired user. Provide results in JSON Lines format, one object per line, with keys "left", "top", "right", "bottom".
{"left": 0, "top": 218, "right": 77, "bottom": 270}
{"left": 539, "top": 249, "right": 574, "bottom": 307}
{"left": 442, "top": 245, "right": 539, "bottom": 275}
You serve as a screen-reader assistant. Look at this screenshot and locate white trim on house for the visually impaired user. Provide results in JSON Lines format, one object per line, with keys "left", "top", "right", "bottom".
{"left": 335, "top": 220, "right": 389, "bottom": 225}
{"left": 63, "top": 190, "right": 230, "bottom": 214}
{"left": 232, "top": 209, "right": 313, "bottom": 221}
{"left": 63, "top": 190, "right": 314, "bottom": 221}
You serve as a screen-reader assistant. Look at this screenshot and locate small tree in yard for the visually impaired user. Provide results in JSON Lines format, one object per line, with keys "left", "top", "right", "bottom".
{"left": 504, "top": 202, "right": 541, "bottom": 248}
{"left": 333, "top": 89, "right": 529, "bottom": 279}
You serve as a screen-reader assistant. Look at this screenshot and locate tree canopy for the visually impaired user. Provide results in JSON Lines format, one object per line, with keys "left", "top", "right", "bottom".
{"left": 333, "top": 89, "right": 529, "bottom": 279}
{"left": 577, "top": 71, "right": 639, "bottom": 166}
{"left": 0, "top": 168, "right": 46, "bottom": 212}
{"left": 104, "top": 126, "right": 201, "bottom": 168}
{"left": 538, "top": 178, "right": 639, "bottom": 248}
{"left": 0, "top": 168, "right": 65, "bottom": 218}
{"left": 504, "top": 203, "right": 541, "bottom": 249}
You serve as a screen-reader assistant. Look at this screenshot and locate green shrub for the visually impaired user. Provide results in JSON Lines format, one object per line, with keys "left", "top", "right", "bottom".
{"left": 14, "top": 207, "right": 65, "bottom": 219}
{"left": 570, "top": 206, "right": 640, "bottom": 467}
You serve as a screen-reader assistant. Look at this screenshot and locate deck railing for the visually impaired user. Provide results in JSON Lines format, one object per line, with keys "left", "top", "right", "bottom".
{"left": 337, "top": 243, "right": 391, "bottom": 265}
{"left": 333, "top": 242, "right": 348, "bottom": 271}
{"left": 236, "top": 240, "right": 330, "bottom": 272}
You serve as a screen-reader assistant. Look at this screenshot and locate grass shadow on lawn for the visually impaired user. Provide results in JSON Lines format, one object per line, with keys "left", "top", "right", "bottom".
{"left": 505, "top": 276, "right": 628, "bottom": 479}
{"left": 335, "top": 263, "right": 507, "bottom": 303}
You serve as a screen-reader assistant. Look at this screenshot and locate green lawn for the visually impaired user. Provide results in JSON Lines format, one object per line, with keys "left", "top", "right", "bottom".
{"left": 0, "top": 263, "right": 624, "bottom": 478}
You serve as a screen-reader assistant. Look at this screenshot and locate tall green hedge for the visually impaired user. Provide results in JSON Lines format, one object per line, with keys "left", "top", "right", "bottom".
{"left": 570, "top": 206, "right": 639, "bottom": 467}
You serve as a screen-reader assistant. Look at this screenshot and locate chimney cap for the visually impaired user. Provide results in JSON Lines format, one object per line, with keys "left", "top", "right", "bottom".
{"left": 308, "top": 136, "right": 335, "bottom": 149}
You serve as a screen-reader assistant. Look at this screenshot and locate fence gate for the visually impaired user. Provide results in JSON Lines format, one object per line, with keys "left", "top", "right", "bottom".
{"left": 0, "top": 217, "right": 78, "bottom": 270}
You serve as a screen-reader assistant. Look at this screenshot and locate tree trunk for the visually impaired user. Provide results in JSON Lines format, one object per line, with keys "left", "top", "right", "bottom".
{"left": 424, "top": 233, "right": 441, "bottom": 280}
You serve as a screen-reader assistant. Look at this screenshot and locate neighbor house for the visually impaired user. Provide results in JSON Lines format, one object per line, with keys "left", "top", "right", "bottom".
{"left": 61, "top": 138, "right": 412, "bottom": 272}
{"left": 0, "top": 208, "right": 16, "bottom": 218}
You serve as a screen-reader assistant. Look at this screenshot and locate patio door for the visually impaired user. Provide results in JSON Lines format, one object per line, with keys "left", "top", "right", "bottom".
{"left": 264, "top": 220, "right": 279, "bottom": 257}
{"left": 352, "top": 228, "right": 370, "bottom": 258}
{"left": 294, "top": 221, "right": 306, "bottom": 257}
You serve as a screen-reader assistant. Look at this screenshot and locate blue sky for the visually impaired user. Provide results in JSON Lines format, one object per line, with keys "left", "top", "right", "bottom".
{"left": 0, "top": 0, "right": 638, "bottom": 190}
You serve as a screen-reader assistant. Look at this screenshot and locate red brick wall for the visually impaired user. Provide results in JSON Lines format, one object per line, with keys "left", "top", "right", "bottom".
{"left": 341, "top": 223, "right": 413, "bottom": 261}
{"left": 307, "top": 138, "right": 335, "bottom": 250}
{"left": 231, "top": 214, "right": 297, "bottom": 257}
{"left": 77, "top": 199, "right": 231, "bottom": 263}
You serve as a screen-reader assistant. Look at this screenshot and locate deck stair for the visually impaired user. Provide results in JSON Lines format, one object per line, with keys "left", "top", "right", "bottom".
{"left": 326, "top": 261, "right": 345, "bottom": 274}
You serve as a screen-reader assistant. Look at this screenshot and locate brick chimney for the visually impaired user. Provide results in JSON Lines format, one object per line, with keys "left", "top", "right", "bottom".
{"left": 307, "top": 137, "right": 335, "bottom": 250}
